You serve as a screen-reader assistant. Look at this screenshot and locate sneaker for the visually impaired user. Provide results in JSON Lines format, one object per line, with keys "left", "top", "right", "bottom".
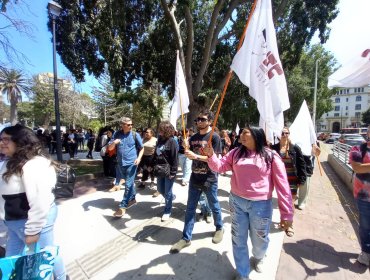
{"left": 152, "top": 191, "right": 160, "bottom": 197}
{"left": 108, "top": 185, "right": 121, "bottom": 192}
{"left": 252, "top": 256, "right": 265, "bottom": 273}
{"left": 212, "top": 228, "right": 224, "bottom": 244}
{"left": 297, "top": 204, "right": 306, "bottom": 210}
{"left": 161, "top": 213, "right": 170, "bottom": 221}
{"left": 169, "top": 239, "right": 191, "bottom": 254}
{"left": 357, "top": 251, "right": 370, "bottom": 266}
{"left": 197, "top": 213, "right": 205, "bottom": 222}
{"left": 113, "top": 208, "right": 126, "bottom": 217}
{"left": 205, "top": 215, "right": 212, "bottom": 224}
{"left": 149, "top": 182, "right": 155, "bottom": 189}
{"left": 181, "top": 181, "right": 187, "bottom": 186}
{"left": 127, "top": 199, "right": 137, "bottom": 208}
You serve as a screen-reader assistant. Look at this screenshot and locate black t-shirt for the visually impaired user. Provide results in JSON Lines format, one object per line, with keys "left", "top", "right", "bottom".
{"left": 189, "top": 130, "right": 222, "bottom": 184}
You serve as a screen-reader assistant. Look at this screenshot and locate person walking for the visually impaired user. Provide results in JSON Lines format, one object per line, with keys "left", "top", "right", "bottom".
{"left": 153, "top": 121, "right": 178, "bottom": 221}
{"left": 204, "top": 126, "right": 293, "bottom": 280}
{"left": 349, "top": 125, "right": 370, "bottom": 267}
{"left": 170, "top": 109, "right": 223, "bottom": 253}
{"left": 111, "top": 117, "right": 144, "bottom": 218}
{"left": 137, "top": 128, "right": 157, "bottom": 190}
{"left": 0, "top": 125, "right": 67, "bottom": 279}
{"left": 85, "top": 129, "right": 95, "bottom": 159}
{"left": 271, "top": 126, "right": 306, "bottom": 237}
{"left": 100, "top": 129, "right": 116, "bottom": 178}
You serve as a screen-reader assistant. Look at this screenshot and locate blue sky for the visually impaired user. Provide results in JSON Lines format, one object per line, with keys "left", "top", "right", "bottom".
{"left": 1, "top": 0, "right": 369, "bottom": 95}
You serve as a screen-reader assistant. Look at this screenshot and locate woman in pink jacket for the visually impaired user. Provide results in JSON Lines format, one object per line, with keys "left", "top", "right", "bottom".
{"left": 204, "top": 126, "right": 293, "bottom": 280}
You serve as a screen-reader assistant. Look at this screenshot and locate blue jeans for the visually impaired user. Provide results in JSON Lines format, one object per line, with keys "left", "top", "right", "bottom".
{"left": 182, "top": 180, "right": 223, "bottom": 241}
{"left": 178, "top": 154, "right": 192, "bottom": 183}
{"left": 357, "top": 198, "right": 370, "bottom": 253}
{"left": 157, "top": 176, "right": 175, "bottom": 214}
{"left": 118, "top": 164, "right": 138, "bottom": 208}
{"left": 229, "top": 193, "right": 272, "bottom": 278}
{"left": 199, "top": 192, "right": 211, "bottom": 216}
{"left": 4, "top": 204, "right": 66, "bottom": 280}
{"left": 114, "top": 164, "right": 123, "bottom": 185}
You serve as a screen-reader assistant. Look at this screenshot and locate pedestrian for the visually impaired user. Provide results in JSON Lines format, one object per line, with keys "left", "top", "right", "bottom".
{"left": 85, "top": 129, "right": 95, "bottom": 159}
{"left": 178, "top": 129, "right": 192, "bottom": 186}
{"left": 349, "top": 125, "right": 370, "bottom": 267}
{"left": 204, "top": 126, "right": 293, "bottom": 280}
{"left": 137, "top": 128, "right": 157, "bottom": 190}
{"left": 0, "top": 125, "right": 67, "bottom": 279}
{"left": 111, "top": 117, "right": 144, "bottom": 217}
{"left": 100, "top": 129, "right": 116, "bottom": 178}
{"left": 170, "top": 109, "right": 224, "bottom": 253}
{"left": 153, "top": 121, "right": 178, "bottom": 221}
{"left": 271, "top": 126, "right": 306, "bottom": 237}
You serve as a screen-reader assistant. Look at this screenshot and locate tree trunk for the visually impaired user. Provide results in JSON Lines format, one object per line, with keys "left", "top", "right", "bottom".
{"left": 10, "top": 99, "right": 17, "bottom": 125}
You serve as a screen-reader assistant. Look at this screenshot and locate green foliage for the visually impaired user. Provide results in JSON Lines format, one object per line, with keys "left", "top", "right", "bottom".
{"left": 87, "top": 119, "right": 103, "bottom": 133}
{"left": 362, "top": 108, "right": 370, "bottom": 125}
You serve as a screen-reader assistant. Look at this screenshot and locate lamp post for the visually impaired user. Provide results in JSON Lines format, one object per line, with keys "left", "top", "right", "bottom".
{"left": 313, "top": 58, "right": 320, "bottom": 133}
{"left": 48, "top": 1, "right": 63, "bottom": 161}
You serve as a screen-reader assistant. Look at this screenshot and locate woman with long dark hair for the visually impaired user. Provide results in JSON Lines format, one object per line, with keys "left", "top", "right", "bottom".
{"left": 0, "top": 125, "right": 66, "bottom": 279}
{"left": 204, "top": 126, "right": 293, "bottom": 280}
{"left": 154, "top": 121, "right": 178, "bottom": 221}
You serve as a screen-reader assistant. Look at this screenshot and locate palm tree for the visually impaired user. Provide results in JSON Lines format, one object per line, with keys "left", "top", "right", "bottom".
{"left": 0, "top": 68, "right": 31, "bottom": 125}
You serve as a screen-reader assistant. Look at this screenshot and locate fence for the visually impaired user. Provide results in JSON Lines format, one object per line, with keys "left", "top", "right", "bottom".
{"left": 331, "top": 141, "right": 352, "bottom": 171}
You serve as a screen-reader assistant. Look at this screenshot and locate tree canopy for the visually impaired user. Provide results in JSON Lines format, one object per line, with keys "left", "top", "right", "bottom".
{"left": 51, "top": 0, "right": 340, "bottom": 126}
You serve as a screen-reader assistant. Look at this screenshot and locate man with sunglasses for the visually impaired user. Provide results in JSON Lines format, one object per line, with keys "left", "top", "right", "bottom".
{"left": 109, "top": 117, "right": 144, "bottom": 218}
{"left": 170, "top": 109, "right": 224, "bottom": 253}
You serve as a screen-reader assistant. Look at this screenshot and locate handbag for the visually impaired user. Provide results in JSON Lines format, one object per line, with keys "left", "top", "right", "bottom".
{"left": 0, "top": 243, "right": 59, "bottom": 280}
{"left": 153, "top": 153, "right": 170, "bottom": 178}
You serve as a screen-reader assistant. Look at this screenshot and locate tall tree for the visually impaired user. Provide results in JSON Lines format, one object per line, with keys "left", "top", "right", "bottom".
{"left": 0, "top": 68, "right": 31, "bottom": 125}
{"left": 51, "top": 0, "right": 339, "bottom": 123}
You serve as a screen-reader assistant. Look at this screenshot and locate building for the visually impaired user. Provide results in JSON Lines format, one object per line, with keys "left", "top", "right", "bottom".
{"left": 36, "top": 72, "right": 73, "bottom": 91}
{"left": 318, "top": 86, "right": 370, "bottom": 132}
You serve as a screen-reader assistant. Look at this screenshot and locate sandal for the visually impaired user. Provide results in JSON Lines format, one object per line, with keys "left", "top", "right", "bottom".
{"left": 285, "top": 226, "right": 294, "bottom": 237}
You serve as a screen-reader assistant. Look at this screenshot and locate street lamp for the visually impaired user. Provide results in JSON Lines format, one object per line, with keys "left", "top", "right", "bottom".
{"left": 312, "top": 59, "right": 320, "bottom": 133}
{"left": 48, "top": 1, "right": 63, "bottom": 161}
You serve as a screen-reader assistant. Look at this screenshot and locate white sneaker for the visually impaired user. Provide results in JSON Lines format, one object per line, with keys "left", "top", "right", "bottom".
{"left": 357, "top": 251, "right": 370, "bottom": 266}
{"left": 161, "top": 213, "right": 170, "bottom": 221}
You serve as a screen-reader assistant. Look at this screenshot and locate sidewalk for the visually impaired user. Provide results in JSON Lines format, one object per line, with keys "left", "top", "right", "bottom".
{"left": 53, "top": 145, "right": 370, "bottom": 279}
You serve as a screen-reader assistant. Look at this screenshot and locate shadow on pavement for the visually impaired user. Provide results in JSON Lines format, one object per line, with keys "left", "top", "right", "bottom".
{"left": 110, "top": 247, "right": 235, "bottom": 280}
{"left": 283, "top": 239, "right": 368, "bottom": 276}
{"left": 321, "top": 162, "right": 360, "bottom": 238}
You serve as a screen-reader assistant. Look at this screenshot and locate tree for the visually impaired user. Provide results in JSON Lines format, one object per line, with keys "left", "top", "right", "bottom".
{"left": 52, "top": 0, "right": 339, "bottom": 124}
{"left": 362, "top": 108, "right": 370, "bottom": 125}
{"left": 0, "top": 68, "right": 31, "bottom": 125}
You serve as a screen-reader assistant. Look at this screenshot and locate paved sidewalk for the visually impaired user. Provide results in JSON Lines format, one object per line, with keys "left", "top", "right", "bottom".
{"left": 52, "top": 144, "right": 370, "bottom": 279}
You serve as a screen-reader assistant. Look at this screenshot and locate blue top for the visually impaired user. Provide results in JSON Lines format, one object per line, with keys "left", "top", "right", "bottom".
{"left": 112, "top": 131, "right": 143, "bottom": 166}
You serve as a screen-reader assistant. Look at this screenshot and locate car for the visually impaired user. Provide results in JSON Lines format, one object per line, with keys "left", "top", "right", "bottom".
{"left": 325, "top": 136, "right": 340, "bottom": 144}
{"left": 338, "top": 134, "right": 366, "bottom": 146}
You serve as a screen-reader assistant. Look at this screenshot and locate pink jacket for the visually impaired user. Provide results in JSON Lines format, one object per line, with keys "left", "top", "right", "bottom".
{"left": 207, "top": 148, "right": 293, "bottom": 221}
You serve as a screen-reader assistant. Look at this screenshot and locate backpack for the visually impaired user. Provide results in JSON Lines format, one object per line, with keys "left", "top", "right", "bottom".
{"left": 351, "top": 142, "right": 367, "bottom": 181}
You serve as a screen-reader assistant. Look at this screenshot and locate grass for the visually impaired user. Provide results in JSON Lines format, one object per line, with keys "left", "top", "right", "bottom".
{"left": 68, "top": 161, "right": 103, "bottom": 176}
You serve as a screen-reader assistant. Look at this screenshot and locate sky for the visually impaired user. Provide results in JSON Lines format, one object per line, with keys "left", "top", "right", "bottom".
{"left": 0, "top": 0, "right": 370, "bottom": 95}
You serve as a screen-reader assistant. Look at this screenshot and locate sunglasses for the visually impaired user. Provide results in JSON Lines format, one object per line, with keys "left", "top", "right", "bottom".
{"left": 281, "top": 132, "right": 290, "bottom": 136}
{"left": 122, "top": 123, "right": 133, "bottom": 127}
{"left": 194, "top": 117, "right": 208, "bottom": 123}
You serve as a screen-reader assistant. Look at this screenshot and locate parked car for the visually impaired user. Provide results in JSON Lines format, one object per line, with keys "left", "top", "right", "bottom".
{"left": 338, "top": 134, "right": 366, "bottom": 146}
{"left": 325, "top": 136, "right": 340, "bottom": 144}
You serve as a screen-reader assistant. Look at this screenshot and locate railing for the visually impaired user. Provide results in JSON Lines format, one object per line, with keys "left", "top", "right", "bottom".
{"left": 331, "top": 142, "right": 352, "bottom": 171}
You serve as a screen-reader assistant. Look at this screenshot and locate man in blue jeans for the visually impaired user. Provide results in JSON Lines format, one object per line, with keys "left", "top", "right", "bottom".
{"left": 170, "top": 109, "right": 223, "bottom": 253}
{"left": 110, "top": 117, "right": 144, "bottom": 217}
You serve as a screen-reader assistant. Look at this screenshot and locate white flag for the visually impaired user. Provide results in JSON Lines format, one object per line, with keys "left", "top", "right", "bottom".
{"left": 289, "top": 100, "right": 316, "bottom": 156}
{"left": 230, "top": 0, "right": 289, "bottom": 138}
{"left": 170, "top": 51, "right": 190, "bottom": 128}
{"left": 235, "top": 123, "right": 240, "bottom": 135}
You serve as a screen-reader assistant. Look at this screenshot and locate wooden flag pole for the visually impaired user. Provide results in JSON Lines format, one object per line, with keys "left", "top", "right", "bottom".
{"left": 208, "top": 0, "right": 259, "bottom": 143}
{"left": 209, "top": 93, "right": 219, "bottom": 110}
{"left": 177, "top": 50, "right": 189, "bottom": 148}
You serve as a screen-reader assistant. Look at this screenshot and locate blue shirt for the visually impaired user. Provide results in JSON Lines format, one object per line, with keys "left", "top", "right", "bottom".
{"left": 112, "top": 131, "right": 143, "bottom": 166}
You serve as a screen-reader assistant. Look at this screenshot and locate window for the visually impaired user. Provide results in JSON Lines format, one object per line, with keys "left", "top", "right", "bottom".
{"left": 346, "top": 98, "right": 349, "bottom": 102}
{"left": 345, "top": 113, "right": 348, "bottom": 116}
{"left": 355, "top": 88, "right": 357, "bottom": 93}
{"left": 347, "top": 89, "right": 350, "bottom": 93}
{"left": 356, "top": 96, "right": 362, "bottom": 101}
{"left": 334, "top": 106, "right": 340, "bottom": 111}
{"left": 345, "top": 106, "right": 348, "bottom": 110}
{"left": 334, "top": 113, "right": 340, "bottom": 117}
{"left": 355, "top": 104, "right": 361, "bottom": 110}
{"left": 355, "top": 112, "right": 361, "bottom": 118}
{"left": 335, "top": 98, "right": 340, "bottom": 103}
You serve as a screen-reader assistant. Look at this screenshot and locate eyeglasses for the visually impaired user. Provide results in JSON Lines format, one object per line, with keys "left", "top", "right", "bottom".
{"left": 122, "top": 123, "right": 133, "bottom": 127}
{"left": 0, "top": 137, "right": 11, "bottom": 144}
{"left": 281, "top": 132, "right": 290, "bottom": 136}
{"left": 194, "top": 117, "right": 208, "bottom": 123}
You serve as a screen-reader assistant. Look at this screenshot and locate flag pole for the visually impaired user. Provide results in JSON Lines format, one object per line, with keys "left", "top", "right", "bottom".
{"left": 177, "top": 50, "right": 189, "bottom": 148}
{"left": 208, "top": 0, "right": 259, "bottom": 143}
{"left": 209, "top": 93, "right": 219, "bottom": 110}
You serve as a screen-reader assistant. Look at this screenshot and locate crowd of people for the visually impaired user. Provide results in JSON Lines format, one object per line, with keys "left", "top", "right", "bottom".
{"left": 0, "top": 116, "right": 369, "bottom": 280}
